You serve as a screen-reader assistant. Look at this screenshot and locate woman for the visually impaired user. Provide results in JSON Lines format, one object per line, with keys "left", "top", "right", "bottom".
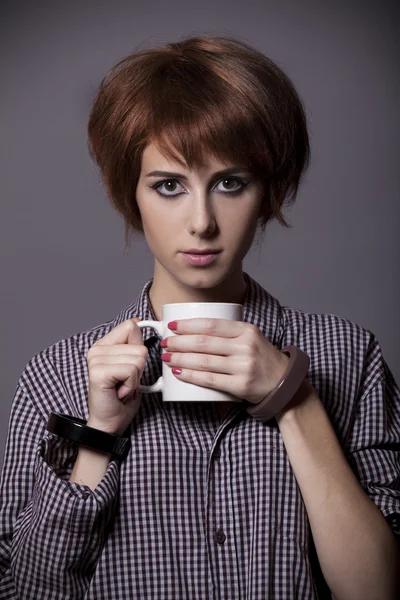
{"left": 0, "top": 34, "right": 398, "bottom": 599}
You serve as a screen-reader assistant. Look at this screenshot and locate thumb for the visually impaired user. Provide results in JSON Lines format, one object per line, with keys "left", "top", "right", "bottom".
{"left": 127, "top": 316, "right": 144, "bottom": 346}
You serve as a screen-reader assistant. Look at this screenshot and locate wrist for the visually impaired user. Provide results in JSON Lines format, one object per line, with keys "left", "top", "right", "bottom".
{"left": 246, "top": 345, "right": 310, "bottom": 423}
{"left": 76, "top": 443, "right": 113, "bottom": 460}
{"left": 70, "top": 445, "right": 112, "bottom": 490}
{"left": 274, "top": 378, "right": 317, "bottom": 423}
{"left": 86, "top": 418, "right": 127, "bottom": 437}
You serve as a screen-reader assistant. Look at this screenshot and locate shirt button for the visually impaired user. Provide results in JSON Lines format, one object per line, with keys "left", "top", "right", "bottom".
{"left": 212, "top": 447, "right": 221, "bottom": 460}
{"left": 214, "top": 530, "right": 226, "bottom": 544}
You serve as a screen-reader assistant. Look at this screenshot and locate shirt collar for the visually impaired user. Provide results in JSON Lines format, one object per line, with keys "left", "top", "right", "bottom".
{"left": 111, "top": 271, "right": 285, "bottom": 348}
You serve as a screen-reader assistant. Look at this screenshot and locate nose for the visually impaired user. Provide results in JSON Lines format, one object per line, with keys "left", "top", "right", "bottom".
{"left": 187, "top": 195, "right": 217, "bottom": 236}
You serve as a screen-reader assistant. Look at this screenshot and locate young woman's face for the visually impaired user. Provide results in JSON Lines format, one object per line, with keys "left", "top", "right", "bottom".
{"left": 135, "top": 142, "right": 265, "bottom": 288}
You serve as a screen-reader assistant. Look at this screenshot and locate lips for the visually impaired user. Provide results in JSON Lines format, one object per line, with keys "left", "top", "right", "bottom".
{"left": 182, "top": 249, "right": 222, "bottom": 255}
{"left": 180, "top": 251, "right": 221, "bottom": 266}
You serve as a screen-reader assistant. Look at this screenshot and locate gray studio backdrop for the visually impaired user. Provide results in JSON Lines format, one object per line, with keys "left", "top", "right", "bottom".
{"left": 1, "top": 1, "right": 399, "bottom": 467}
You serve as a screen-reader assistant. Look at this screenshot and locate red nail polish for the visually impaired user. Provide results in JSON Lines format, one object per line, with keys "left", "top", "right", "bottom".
{"left": 172, "top": 367, "right": 182, "bottom": 375}
{"left": 161, "top": 353, "right": 172, "bottom": 362}
{"left": 160, "top": 339, "right": 168, "bottom": 348}
{"left": 168, "top": 321, "right": 178, "bottom": 330}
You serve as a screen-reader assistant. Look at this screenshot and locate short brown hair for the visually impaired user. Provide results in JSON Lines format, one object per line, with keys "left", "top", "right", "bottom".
{"left": 87, "top": 34, "right": 310, "bottom": 250}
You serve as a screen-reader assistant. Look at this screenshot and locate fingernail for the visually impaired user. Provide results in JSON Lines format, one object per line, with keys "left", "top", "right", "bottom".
{"left": 168, "top": 321, "right": 178, "bottom": 330}
{"left": 161, "top": 353, "right": 172, "bottom": 362}
{"left": 172, "top": 367, "right": 182, "bottom": 375}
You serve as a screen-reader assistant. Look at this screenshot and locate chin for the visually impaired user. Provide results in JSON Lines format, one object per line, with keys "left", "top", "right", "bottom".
{"left": 175, "top": 266, "right": 233, "bottom": 290}
{"left": 180, "top": 273, "right": 218, "bottom": 288}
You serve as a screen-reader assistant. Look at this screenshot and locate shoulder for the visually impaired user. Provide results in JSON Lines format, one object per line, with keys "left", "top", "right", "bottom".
{"left": 280, "top": 304, "right": 377, "bottom": 362}
{"left": 281, "top": 304, "right": 371, "bottom": 339}
{"left": 279, "top": 305, "right": 388, "bottom": 425}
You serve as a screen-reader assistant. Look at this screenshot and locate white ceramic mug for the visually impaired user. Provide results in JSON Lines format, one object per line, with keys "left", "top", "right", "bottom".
{"left": 136, "top": 302, "right": 243, "bottom": 402}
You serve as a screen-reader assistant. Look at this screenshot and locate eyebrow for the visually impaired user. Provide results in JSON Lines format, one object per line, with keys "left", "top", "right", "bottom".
{"left": 145, "top": 166, "right": 250, "bottom": 180}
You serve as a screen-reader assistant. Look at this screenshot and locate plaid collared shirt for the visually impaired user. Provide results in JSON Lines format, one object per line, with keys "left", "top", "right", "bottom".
{"left": 1, "top": 272, "right": 399, "bottom": 599}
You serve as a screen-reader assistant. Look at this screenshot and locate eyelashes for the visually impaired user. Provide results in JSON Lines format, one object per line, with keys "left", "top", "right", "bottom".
{"left": 150, "top": 177, "right": 249, "bottom": 198}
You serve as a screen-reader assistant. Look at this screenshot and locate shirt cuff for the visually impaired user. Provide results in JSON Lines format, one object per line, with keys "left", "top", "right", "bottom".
{"left": 36, "top": 432, "right": 120, "bottom": 508}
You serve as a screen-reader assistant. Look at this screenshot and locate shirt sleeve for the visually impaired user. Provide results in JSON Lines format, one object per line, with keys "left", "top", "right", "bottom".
{"left": 344, "top": 334, "right": 400, "bottom": 547}
{"left": 0, "top": 380, "right": 121, "bottom": 600}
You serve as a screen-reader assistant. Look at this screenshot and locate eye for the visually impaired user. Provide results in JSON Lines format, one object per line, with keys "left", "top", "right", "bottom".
{"left": 152, "top": 179, "right": 184, "bottom": 197}
{"left": 151, "top": 177, "right": 249, "bottom": 198}
{"left": 216, "top": 178, "right": 247, "bottom": 194}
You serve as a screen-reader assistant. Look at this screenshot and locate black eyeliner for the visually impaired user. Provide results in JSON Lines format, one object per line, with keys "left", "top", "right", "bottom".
{"left": 150, "top": 177, "right": 249, "bottom": 198}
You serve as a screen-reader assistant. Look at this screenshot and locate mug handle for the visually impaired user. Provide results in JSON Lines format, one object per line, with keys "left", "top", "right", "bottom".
{"left": 135, "top": 320, "right": 164, "bottom": 393}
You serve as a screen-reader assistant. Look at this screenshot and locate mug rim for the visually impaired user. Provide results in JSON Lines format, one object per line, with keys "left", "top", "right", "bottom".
{"left": 162, "top": 302, "right": 243, "bottom": 308}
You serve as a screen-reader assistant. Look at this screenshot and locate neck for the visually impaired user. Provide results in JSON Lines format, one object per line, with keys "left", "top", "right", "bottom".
{"left": 148, "top": 263, "right": 247, "bottom": 321}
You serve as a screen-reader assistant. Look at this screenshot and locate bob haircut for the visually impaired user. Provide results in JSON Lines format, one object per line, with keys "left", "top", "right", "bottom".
{"left": 87, "top": 34, "right": 311, "bottom": 250}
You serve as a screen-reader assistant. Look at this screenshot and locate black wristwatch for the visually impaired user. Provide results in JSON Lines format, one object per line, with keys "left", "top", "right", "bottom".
{"left": 47, "top": 412, "right": 131, "bottom": 457}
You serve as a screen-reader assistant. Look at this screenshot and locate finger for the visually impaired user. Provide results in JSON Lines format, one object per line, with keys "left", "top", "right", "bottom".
{"left": 88, "top": 344, "right": 148, "bottom": 359}
{"left": 171, "top": 367, "right": 241, "bottom": 398}
{"left": 163, "top": 352, "right": 236, "bottom": 374}
{"left": 168, "top": 318, "right": 245, "bottom": 338}
{"left": 92, "top": 317, "right": 144, "bottom": 348}
{"left": 89, "top": 363, "right": 142, "bottom": 390}
{"left": 162, "top": 334, "right": 245, "bottom": 356}
{"left": 88, "top": 354, "right": 147, "bottom": 366}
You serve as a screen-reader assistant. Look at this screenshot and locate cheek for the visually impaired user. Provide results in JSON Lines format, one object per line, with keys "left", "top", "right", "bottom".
{"left": 143, "top": 201, "right": 179, "bottom": 225}
{"left": 146, "top": 204, "right": 187, "bottom": 245}
{"left": 141, "top": 212, "right": 175, "bottom": 252}
{"left": 224, "top": 207, "right": 258, "bottom": 237}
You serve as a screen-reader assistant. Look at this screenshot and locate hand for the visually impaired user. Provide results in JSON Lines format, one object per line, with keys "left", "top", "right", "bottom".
{"left": 86, "top": 317, "right": 148, "bottom": 435}
{"left": 160, "top": 318, "right": 290, "bottom": 406}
